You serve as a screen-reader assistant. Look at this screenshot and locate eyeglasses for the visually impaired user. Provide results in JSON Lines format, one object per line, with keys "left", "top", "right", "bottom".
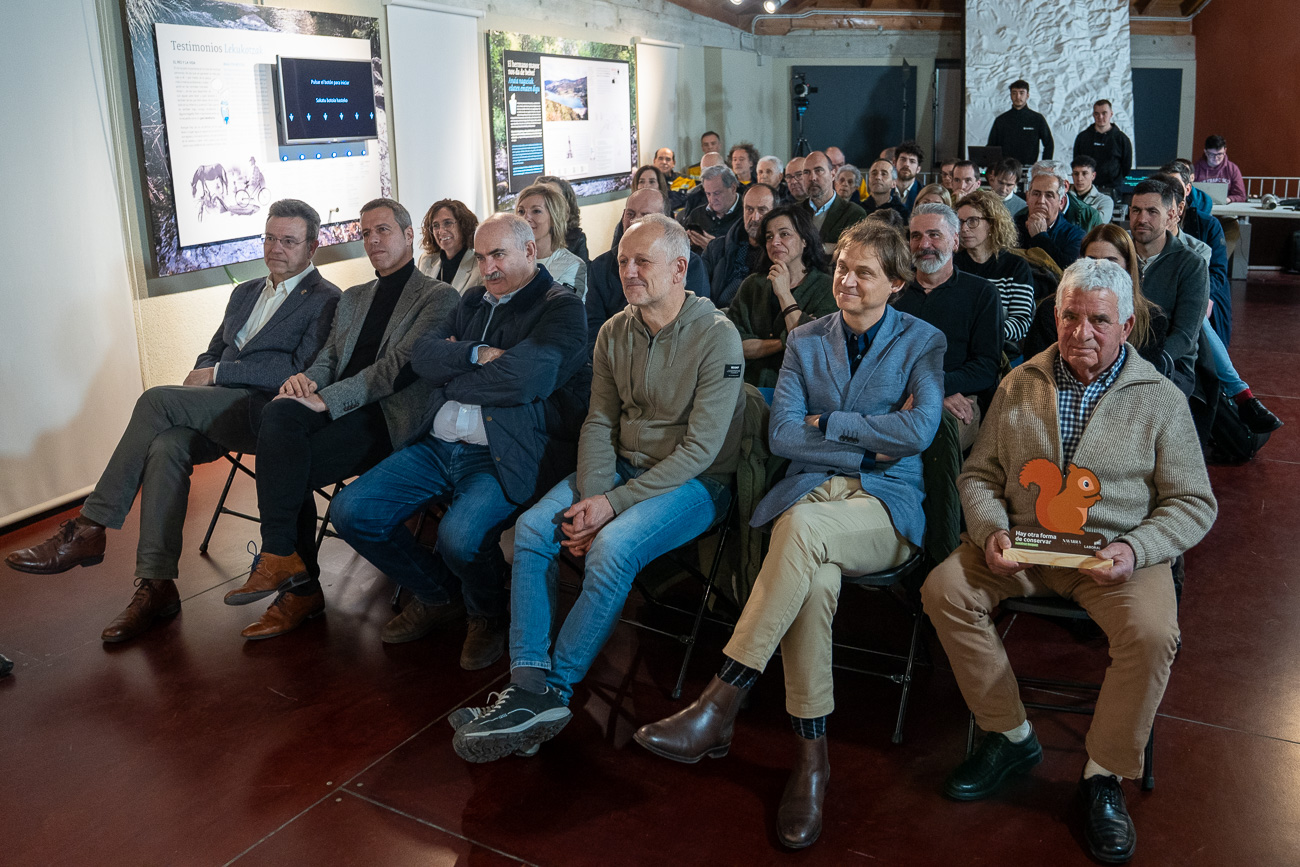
{"left": 262, "top": 234, "right": 307, "bottom": 248}
{"left": 958, "top": 216, "right": 987, "bottom": 229}
{"left": 1204, "top": 150, "right": 1226, "bottom": 158}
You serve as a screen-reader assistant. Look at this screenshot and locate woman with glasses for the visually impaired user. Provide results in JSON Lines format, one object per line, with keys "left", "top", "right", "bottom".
{"left": 417, "top": 199, "right": 481, "bottom": 294}
{"left": 954, "top": 190, "right": 1035, "bottom": 358}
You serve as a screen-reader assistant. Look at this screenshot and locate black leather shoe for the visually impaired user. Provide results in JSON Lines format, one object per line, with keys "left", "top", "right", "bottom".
{"left": 1078, "top": 774, "right": 1137, "bottom": 863}
{"left": 943, "top": 730, "right": 1043, "bottom": 801}
{"left": 1238, "top": 397, "right": 1283, "bottom": 434}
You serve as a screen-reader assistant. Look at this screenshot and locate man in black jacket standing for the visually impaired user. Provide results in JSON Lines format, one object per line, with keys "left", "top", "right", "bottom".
{"left": 987, "top": 79, "right": 1053, "bottom": 167}
{"left": 1072, "top": 99, "right": 1133, "bottom": 192}
{"left": 329, "top": 214, "right": 589, "bottom": 670}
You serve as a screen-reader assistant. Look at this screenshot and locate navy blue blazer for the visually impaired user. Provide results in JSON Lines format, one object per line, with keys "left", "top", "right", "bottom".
{"left": 408, "top": 265, "right": 590, "bottom": 505}
{"left": 196, "top": 267, "right": 341, "bottom": 394}
{"left": 752, "top": 305, "right": 947, "bottom": 548}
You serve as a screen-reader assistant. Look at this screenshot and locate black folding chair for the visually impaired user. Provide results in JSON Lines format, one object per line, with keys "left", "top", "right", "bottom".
{"left": 830, "top": 412, "right": 964, "bottom": 744}
{"left": 199, "top": 452, "right": 344, "bottom": 554}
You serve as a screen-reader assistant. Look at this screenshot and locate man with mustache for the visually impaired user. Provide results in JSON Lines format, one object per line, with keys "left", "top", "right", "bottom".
{"left": 893, "top": 203, "right": 1003, "bottom": 450}
{"left": 328, "top": 214, "right": 590, "bottom": 669}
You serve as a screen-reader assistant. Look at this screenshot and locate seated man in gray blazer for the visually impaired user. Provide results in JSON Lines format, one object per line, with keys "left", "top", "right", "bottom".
{"left": 6, "top": 199, "right": 341, "bottom": 643}
{"left": 223, "top": 198, "right": 459, "bottom": 640}
{"left": 635, "top": 219, "right": 946, "bottom": 850}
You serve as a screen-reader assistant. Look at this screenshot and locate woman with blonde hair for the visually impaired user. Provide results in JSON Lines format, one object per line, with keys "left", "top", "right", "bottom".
{"left": 954, "top": 189, "right": 1035, "bottom": 355}
{"left": 914, "top": 183, "right": 952, "bottom": 208}
{"left": 515, "top": 182, "right": 588, "bottom": 300}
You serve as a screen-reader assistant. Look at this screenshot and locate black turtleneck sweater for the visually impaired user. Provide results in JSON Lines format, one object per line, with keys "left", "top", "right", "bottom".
{"left": 437, "top": 247, "right": 466, "bottom": 284}
{"left": 339, "top": 258, "right": 414, "bottom": 381}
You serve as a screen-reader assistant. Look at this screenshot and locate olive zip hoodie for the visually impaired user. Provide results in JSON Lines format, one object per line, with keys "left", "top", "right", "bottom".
{"left": 578, "top": 291, "right": 746, "bottom": 513}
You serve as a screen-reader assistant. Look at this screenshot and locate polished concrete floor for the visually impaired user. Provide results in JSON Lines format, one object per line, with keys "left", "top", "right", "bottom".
{"left": 2, "top": 275, "right": 1299, "bottom": 866}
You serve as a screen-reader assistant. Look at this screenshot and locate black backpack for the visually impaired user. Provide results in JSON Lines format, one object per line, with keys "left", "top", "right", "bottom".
{"left": 1207, "top": 390, "right": 1271, "bottom": 464}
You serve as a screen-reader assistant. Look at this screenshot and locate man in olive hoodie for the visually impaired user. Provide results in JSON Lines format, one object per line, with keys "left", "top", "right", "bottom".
{"left": 451, "top": 214, "right": 747, "bottom": 763}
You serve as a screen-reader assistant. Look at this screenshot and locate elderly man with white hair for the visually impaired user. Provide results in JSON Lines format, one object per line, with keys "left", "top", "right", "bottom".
{"left": 922, "top": 257, "right": 1217, "bottom": 865}
{"left": 756, "top": 154, "right": 790, "bottom": 202}
{"left": 1015, "top": 159, "right": 1085, "bottom": 269}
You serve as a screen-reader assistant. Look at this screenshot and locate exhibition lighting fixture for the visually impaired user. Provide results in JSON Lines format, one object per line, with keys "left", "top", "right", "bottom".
{"left": 728, "top": 0, "right": 743, "bottom": 6}
{"left": 763, "top": 0, "right": 788, "bottom": 12}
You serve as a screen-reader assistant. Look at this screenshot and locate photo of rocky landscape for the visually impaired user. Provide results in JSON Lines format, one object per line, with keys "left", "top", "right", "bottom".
{"left": 544, "top": 77, "right": 588, "bottom": 121}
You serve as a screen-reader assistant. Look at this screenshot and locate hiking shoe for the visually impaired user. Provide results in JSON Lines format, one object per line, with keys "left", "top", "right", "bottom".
{"left": 451, "top": 685, "right": 571, "bottom": 763}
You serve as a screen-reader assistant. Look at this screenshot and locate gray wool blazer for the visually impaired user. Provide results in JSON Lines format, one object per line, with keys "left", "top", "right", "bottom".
{"left": 304, "top": 266, "right": 458, "bottom": 446}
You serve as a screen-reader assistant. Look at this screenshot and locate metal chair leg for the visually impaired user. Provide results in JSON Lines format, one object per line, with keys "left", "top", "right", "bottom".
{"left": 669, "top": 517, "right": 732, "bottom": 700}
{"left": 200, "top": 454, "right": 243, "bottom": 554}
{"left": 891, "top": 610, "right": 924, "bottom": 744}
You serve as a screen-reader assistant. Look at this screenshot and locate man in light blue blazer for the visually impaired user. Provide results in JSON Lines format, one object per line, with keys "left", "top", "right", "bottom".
{"left": 7, "top": 199, "right": 341, "bottom": 644}
{"left": 635, "top": 219, "right": 946, "bottom": 850}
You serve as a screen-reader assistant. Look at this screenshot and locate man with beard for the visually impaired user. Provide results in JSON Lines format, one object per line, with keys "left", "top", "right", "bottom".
{"left": 894, "top": 203, "right": 1003, "bottom": 449}
{"left": 894, "top": 141, "right": 924, "bottom": 212}
{"left": 860, "top": 159, "right": 909, "bottom": 219}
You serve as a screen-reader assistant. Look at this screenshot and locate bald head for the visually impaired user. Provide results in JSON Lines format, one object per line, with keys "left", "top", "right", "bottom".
{"left": 786, "top": 156, "right": 807, "bottom": 199}
{"left": 621, "top": 187, "right": 667, "bottom": 231}
{"left": 804, "top": 151, "right": 835, "bottom": 205}
{"left": 700, "top": 152, "right": 725, "bottom": 171}
{"left": 826, "top": 147, "right": 846, "bottom": 171}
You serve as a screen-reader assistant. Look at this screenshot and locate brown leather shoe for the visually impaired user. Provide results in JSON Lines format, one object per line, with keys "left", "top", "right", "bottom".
{"left": 380, "top": 597, "right": 466, "bottom": 644}
{"left": 460, "top": 616, "right": 506, "bottom": 670}
{"left": 633, "top": 676, "right": 747, "bottom": 763}
{"left": 777, "top": 735, "right": 829, "bottom": 849}
{"left": 240, "top": 590, "right": 325, "bottom": 640}
{"left": 224, "top": 551, "right": 308, "bottom": 606}
{"left": 101, "top": 579, "right": 181, "bottom": 643}
{"left": 7, "top": 518, "right": 106, "bottom": 575}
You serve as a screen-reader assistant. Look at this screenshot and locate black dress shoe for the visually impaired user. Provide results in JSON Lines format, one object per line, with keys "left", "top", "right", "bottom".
{"left": 943, "top": 730, "right": 1043, "bottom": 801}
{"left": 1237, "top": 397, "right": 1283, "bottom": 434}
{"left": 1078, "top": 774, "right": 1137, "bottom": 863}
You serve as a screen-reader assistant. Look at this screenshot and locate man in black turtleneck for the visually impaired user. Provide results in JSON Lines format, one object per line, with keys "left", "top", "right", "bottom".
{"left": 224, "top": 197, "right": 459, "bottom": 640}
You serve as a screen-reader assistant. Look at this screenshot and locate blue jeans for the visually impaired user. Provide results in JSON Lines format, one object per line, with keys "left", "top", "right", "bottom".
{"left": 509, "top": 462, "right": 731, "bottom": 704}
{"left": 330, "top": 436, "right": 520, "bottom": 617}
{"left": 1202, "top": 319, "right": 1248, "bottom": 396}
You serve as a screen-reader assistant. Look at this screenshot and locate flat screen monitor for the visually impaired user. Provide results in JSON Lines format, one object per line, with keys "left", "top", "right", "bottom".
{"left": 275, "top": 56, "right": 378, "bottom": 145}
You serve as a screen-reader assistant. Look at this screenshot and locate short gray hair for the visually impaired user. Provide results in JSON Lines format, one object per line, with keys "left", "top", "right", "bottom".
{"left": 476, "top": 212, "right": 535, "bottom": 252}
{"left": 870, "top": 159, "right": 899, "bottom": 179}
{"left": 700, "top": 164, "right": 739, "bottom": 190}
{"left": 360, "top": 197, "right": 412, "bottom": 232}
{"left": 1030, "top": 159, "right": 1071, "bottom": 194}
{"left": 1057, "top": 258, "right": 1134, "bottom": 323}
{"left": 629, "top": 213, "right": 690, "bottom": 264}
{"left": 268, "top": 199, "right": 321, "bottom": 243}
{"left": 838, "top": 164, "right": 862, "bottom": 190}
{"left": 758, "top": 155, "right": 784, "bottom": 174}
{"left": 910, "top": 202, "right": 959, "bottom": 236}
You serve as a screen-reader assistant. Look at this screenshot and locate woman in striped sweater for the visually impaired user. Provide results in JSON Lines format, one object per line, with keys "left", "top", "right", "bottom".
{"left": 954, "top": 189, "right": 1036, "bottom": 359}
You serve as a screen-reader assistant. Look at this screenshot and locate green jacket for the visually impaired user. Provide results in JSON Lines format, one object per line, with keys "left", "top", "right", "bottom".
{"left": 726, "top": 269, "right": 837, "bottom": 388}
{"left": 1063, "top": 192, "right": 1102, "bottom": 234}
{"left": 580, "top": 292, "right": 746, "bottom": 514}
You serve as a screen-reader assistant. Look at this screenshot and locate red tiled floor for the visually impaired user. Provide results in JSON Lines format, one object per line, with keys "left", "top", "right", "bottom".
{"left": 2, "top": 272, "right": 1300, "bottom": 865}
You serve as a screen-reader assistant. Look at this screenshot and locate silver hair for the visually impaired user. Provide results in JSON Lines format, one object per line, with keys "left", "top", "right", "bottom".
{"left": 1030, "top": 159, "right": 1072, "bottom": 194}
{"left": 268, "top": 199, "right": 321, "bottom": 242}
{"left": 758, "top": 155, "right": 784, "bottom": 174}
{"left": 1056, "top": 258, "right": 1134, "bottom": 323}
{"left": 628, "top": 213, "right": 690, "bottom": 263}
{"left": 910, "top": 202, "right": 960, "bottom": 236}
{"left": 871, "top": 159, "right": 899, "bottom": 180}
{"left": 838, "top": 164, "right": 862, "bottom": 189}
{"left": 476, "top": 212, "right": 535, "bottom": 252}
{"left": 700, "top": 164, "right": 739, "bottom": 190}
{"left": 360, "top": 197, "right": 412, "bottom": 232}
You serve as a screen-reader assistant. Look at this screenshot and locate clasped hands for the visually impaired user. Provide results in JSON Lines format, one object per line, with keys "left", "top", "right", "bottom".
{"left": 560, "top": 494, "right": 615, "bottom": 557}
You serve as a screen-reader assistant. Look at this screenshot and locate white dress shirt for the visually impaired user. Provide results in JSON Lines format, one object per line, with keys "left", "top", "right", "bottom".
{"left": 431, "top": 283, "right": 525, "bottom": 446}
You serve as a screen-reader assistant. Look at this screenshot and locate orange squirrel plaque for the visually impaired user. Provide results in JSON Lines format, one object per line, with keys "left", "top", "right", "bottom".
{"left": 1005, "top": 458, "right": 1114, "bottom": 570}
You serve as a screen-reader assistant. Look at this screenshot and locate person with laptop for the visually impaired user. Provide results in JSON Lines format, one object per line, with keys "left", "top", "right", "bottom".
{"left": 1193, "top": 135, "right": 1247, "bottom": 203}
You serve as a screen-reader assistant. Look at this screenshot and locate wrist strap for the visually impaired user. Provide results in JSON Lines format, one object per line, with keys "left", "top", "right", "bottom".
{"left": 781, "top": 303, "right": 801, "bottom": 318}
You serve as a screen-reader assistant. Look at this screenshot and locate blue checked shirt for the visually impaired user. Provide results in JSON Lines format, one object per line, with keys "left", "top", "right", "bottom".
{"left": 1054, "top": 345, "right": 1127, "bottom": 465}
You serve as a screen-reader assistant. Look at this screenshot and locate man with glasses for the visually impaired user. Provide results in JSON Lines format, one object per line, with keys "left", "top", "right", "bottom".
{"left": 7, "top": 200, "right": 341, "bottom": 643}
{"left": 1193, "top": 135, "right": 1247, "bottom": 202}
{"left": 223, "top": 198, "right": 459, "bottom": 640}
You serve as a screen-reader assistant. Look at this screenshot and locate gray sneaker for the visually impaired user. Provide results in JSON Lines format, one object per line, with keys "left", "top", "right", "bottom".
{"left": 448, "top": 703, "right": 538, "bottom": 756}
{"left": 451, "top": 685, "right": 571, "bottom": 763}
{"left": 380, "top": 598, "right": 465, "bottom": 644}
